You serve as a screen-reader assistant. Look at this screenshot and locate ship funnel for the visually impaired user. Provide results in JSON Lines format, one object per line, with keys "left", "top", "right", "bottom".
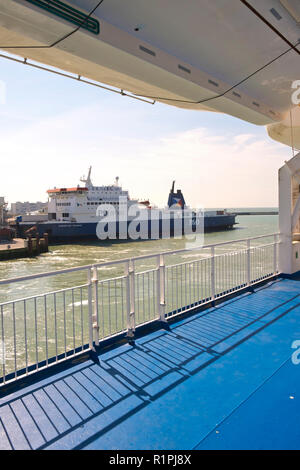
{"left": 168, "top": 181, "right": 186, "bottom": 209}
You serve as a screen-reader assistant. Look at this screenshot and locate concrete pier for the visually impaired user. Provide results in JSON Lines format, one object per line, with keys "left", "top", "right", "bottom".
{"left": 0, "top": 236, "right": 48, "bottom": 260}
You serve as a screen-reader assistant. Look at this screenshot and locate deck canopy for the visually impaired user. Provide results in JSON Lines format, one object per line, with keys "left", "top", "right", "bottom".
{"left": 0, "top": 0, "right": 299, "bottom": 147}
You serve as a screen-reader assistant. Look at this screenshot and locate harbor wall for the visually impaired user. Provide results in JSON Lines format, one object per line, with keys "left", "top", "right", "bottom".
{"left": 0, "top": 236, "right": 48, "bottom": 261}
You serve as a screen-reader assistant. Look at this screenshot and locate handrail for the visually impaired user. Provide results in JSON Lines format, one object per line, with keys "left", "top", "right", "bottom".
{"left": 0, "top": 232, "right": 280, "bottom": 386}
{"left": 0, "top": 233, "right": 280, "bottom": 286}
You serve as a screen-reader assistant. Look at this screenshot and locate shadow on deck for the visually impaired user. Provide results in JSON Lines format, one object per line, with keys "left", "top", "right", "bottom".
{"left": 1, "top": 277, "right": 300, "bottom": 450}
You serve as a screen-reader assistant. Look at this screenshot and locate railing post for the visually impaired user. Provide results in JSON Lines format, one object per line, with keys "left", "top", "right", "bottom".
{"left": 247, "top": 239, "right": 251, "bottom": 287}
{"left": 274, "top": 234, "right": 278, "bottom": 274}
{"left": 211, "top": 246, "right": 215, "bottom": 304}
{"left": 125, "top": 260, "right": 135, "bottom": 339}
{"left": 87, "top": 267, "right": 95, "bottom": 351}
{"left": 92, "top": 266, "right": 100, "bottom": 347}
{"left": 157, "top": 254, "right": 166, "bottom": 322}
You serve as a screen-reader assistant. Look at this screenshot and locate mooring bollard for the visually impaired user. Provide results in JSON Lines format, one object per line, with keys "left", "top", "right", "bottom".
{"left": 27, "top": 236, "right": 32, "bottom": 255}
{"left": 44, "top": 233, "right": 49, "bottom": 251}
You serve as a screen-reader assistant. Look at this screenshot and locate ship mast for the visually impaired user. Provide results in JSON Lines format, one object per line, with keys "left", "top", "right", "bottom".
{"left": 80, "top": 166, "right": 93, "bottom": 188}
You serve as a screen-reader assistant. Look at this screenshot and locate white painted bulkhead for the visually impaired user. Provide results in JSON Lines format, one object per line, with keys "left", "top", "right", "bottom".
{"left": 279, "top": 152, "right": 300, "bottom": 274}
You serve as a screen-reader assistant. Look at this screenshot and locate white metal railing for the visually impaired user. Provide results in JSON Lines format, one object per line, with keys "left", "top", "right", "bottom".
{"left": 0, "top": 233, "right": 280, "bottom": 386}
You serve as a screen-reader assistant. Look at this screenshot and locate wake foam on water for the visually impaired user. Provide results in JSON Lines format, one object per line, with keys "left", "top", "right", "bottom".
{"left": 68, "top": 300, "right": 89, "bottom": 307}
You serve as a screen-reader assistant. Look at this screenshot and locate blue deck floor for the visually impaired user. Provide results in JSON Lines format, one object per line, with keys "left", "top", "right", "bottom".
{"left": 1, "top": 277, "right": 300, "bottom": 450}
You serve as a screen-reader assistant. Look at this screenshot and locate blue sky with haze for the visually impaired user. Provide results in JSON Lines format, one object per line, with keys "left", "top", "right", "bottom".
{"left": 0, "top": 58, "right": 291, "bottom": 208}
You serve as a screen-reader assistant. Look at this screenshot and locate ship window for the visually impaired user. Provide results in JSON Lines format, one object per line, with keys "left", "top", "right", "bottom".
{"left": 62, "top": 213, "right": 69, "bottom": 218}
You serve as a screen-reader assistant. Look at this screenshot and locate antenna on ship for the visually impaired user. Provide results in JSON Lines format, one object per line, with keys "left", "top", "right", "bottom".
{"left": 80, "top": 166, "right": 93, "bottom": 188}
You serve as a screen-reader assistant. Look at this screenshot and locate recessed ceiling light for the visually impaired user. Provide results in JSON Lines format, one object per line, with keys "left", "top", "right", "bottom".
{"left": 270, "top": 8, "right": 282, "bottom": 21}
{"left": 134, "top": 24, "right": 145, "bottom": 32}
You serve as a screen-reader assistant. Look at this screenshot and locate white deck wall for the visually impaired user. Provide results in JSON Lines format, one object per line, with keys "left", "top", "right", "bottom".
{"left": 279, "top": 152, "right": 300, "bottom": 274}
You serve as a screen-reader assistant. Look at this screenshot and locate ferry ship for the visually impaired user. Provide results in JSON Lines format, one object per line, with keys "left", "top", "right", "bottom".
{"left": 15, "top": 168, "right": 236, "bottom": 241}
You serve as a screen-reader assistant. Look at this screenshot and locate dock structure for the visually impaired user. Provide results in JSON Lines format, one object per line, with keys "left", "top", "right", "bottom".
{"left": 0, "top": 198, "right": 6, "bottom": 226}
{"left": 0, "top": 236, "right": 48, "bottom": 261}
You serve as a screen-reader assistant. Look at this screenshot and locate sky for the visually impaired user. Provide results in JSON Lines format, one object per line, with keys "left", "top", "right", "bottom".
{"left": 0, "top": 57, "right": 292, "bottom": 208}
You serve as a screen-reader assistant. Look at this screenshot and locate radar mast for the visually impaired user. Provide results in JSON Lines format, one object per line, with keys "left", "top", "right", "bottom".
{"left": 80, "top": 166, "right": 93, "bottom": 188}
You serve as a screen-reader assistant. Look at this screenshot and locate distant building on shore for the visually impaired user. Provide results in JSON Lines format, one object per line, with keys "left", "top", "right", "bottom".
{"left": 10, "top": 201, "right": 47, "bottom": 215}
{"left": 0, "top": 197, "right": 6, "bottom": 226}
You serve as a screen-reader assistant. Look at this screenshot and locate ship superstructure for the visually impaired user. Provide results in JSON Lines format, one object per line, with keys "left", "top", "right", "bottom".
{"left": 47, "top": 167, "right": 138, "bottom": 223}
